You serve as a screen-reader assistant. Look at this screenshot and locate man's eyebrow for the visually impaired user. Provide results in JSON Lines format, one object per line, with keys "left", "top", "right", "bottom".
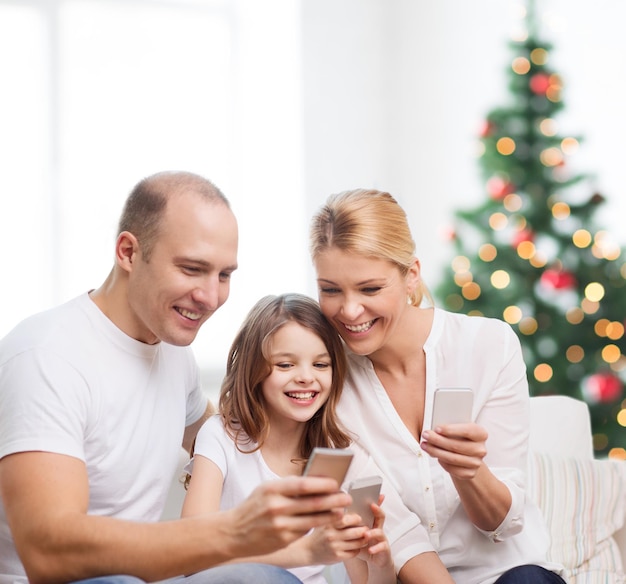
{"left": 174, "top": 257, "right": 238, "bottom": 271}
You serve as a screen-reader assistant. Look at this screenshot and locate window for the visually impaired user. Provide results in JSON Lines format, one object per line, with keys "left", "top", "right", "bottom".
{"left": 0, "top": 0, "right": 306, "bottom": 378}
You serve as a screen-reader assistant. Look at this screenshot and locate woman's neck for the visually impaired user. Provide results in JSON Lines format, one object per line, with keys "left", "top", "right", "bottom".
{"left": 368, "top": 306, "right": 434, "bottom": 376}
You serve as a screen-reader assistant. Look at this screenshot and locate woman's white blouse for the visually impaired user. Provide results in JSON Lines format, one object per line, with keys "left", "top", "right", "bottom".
{"left": 337, "top": 308, "right": 560, "bottom": 584}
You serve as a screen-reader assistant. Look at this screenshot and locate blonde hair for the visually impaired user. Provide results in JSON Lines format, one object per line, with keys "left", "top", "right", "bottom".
{"left": 310, "top": 189, "right": 432, "bottom": 307}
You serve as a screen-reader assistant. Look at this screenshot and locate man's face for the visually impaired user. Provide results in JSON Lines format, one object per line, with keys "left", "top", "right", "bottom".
{"left": 125, "top": 192, "right": 238, "bottom": 346}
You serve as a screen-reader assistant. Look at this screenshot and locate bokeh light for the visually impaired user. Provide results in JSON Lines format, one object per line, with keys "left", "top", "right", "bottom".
{"left": 489, "top": 212, "right": 508, "bottom": 230}
{"left": 565, "top": 345, "right": 584, "bottom": 363}
{"left": 602, "top": 344, "right": 622, "bottom": 364}
{"left": 491, "top": 270, "right": 511, "bottom": 289}
{"left": 462, "top": 282, "right": 481, "bottom": 300}
{"left": 478, "top": 243, "right": 497, "bottom": 262}
{"left": 496, "top": 137, "right": 516, "bottom": 155}
{"left": 565, "top": 307, "right": 584, "bottom": 324}
{"left": 512, "top": 57, "right": 531, "bottom": 74}
{"left": 534, "top": 363, "right": 553, "bottom": 382}
{"left": 551, "top": 201, "right": 570, "bottom": 219}
{"left": 585, "top": 282, "right": 605, "bottom": 302}
{"left": 503, "top": 305, "right": 523, "bottom": 324}
{"left": 573, "top": 229, "right": 592, "bottom": 248}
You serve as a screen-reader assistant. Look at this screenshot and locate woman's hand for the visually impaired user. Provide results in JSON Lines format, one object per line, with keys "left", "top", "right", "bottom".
{"left": 419, "top": 423, "right": 488, "bottom": 480}
{"left": 420, "top": 424, "right": 512, "bottom": 532}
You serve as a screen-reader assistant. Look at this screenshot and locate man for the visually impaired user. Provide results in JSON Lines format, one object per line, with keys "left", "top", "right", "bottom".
{"left": 0, "top": 171, "right": 349, "bottom": 584}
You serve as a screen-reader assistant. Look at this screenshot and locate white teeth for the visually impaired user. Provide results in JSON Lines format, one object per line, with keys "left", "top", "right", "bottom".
{"left": 178, "top": 308, "right": 202, "bottom": 321}
{"left": 344, "top": 320, "right": 374, "bottom": 333}
{"left": 286, "top": 392, "right": 316, "bottom": 400}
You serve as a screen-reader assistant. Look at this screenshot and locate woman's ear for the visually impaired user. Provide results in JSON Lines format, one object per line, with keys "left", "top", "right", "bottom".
{"left": 115, "top": 231, "right": 139, "bottom": 273}
{"left": 406, "top": 257, "right": 421, "bottom": 295}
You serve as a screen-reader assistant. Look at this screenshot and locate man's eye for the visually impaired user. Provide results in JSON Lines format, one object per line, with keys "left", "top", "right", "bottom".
{"left": 182, "top": 266, "right": 200, "bottom": 274}
{"left": 219, "top": 272, "right": 232, "bottom": 282}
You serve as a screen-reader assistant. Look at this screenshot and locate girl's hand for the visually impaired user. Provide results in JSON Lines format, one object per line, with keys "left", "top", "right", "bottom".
{"left": 420, "top": 423, "right": 488, "bottom": 480}
{"left": 304, "top": 512, "right": 369, "bottom": 564}
{"left": 356, "top": 497, "right": 393, "bottom": 570}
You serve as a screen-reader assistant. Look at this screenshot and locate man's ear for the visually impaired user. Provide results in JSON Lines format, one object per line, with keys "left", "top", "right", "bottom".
{"left": 115, "top": 231, "right": 139, "bottom": 273}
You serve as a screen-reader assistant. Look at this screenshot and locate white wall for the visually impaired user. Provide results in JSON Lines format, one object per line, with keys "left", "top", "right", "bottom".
{"left": 300, "top": 0, "right": 626, "bottom": 294}
{"left": 1, "top": 0, "right": 625, "bottom": 394}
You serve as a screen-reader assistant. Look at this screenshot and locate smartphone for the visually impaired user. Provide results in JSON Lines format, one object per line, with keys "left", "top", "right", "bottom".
{"left": 302, "top": 447, "right": 354, "bottom": 485}
{"left": 431, "top": 387, "right": 473, "bottom": 428}
{"left": 347, "top": 475, "right": 383, "bottom": 528}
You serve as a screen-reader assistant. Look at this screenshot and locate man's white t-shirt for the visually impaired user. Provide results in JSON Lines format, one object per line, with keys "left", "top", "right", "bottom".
{"left": 0, "top": 293, "right": 208, "bottom": 584}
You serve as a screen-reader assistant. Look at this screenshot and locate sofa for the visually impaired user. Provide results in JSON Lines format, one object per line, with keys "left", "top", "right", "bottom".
{"left": 162, "top": 395, "right": 626, "bottom": 583}
{"left": 527, "top": 395, "right": 626, "bottom": 583}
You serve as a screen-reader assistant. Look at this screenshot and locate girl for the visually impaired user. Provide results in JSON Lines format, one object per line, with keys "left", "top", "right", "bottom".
{"left": 182, "top": 293, "right": 395, "bottom": 584}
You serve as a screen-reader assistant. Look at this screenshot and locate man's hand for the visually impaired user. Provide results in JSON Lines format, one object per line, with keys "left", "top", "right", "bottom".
{"left": 222, "top": 476, "right": 352, "bottom": 557}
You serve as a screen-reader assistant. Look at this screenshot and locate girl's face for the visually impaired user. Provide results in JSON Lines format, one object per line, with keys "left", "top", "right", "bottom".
{"left": 261, "top": 321, "right": 333, "bottom": 427}
{"left": 314, "top": 247, "right": 419, "bottom": 357}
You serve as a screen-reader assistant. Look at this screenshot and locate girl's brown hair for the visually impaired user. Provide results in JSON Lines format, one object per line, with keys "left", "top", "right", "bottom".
{"left": 219, "top": 293, "right": 351, "bottom": 461}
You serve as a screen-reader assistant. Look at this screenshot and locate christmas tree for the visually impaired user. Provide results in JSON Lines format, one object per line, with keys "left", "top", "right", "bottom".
{"left": 434, "top": 6, "right": 626, "bottom": 459}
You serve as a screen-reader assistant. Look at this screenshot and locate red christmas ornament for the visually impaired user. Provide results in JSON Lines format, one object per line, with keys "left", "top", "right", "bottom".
{"left": 480, "top": 120, "right": 496, "bottom": 138}
{"left": 529, "top": 73, "right": 551, "bottom": 95}
{"left": 582, "top": 373, "right": 623, "bottom": 404}
{"left": 440, "top": 225, "right": 457, "bottom": 241}
{"left": 487, "top": 176, "right": 515, "bottom": 200}
{"left": 540, "top": 268, "right": 577, "bottom": 290}
{"left": 512, "top": 228, "right": 534, "bottom": 248}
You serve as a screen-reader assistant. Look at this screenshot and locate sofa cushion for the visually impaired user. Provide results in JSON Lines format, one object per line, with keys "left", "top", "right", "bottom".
{"left": 528, "top": 451, "right": 626, "bottom": 584}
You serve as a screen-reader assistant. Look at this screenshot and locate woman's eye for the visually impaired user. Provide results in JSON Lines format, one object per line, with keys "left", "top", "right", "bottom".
{"left": 319, "top": 287, "right": 340, "bottom": 294}
{"left": 362, "top": 286, "right": 382, "bottom": 294}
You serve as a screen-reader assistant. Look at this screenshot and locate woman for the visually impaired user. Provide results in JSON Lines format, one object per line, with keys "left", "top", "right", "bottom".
{"left": 309, "top": 189, "right": 565, "bottom": 584}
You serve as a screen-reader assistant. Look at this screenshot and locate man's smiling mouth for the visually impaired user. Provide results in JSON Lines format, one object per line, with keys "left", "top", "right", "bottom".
{"left": 176, "top": 307, "right": 202, "bottom": 321}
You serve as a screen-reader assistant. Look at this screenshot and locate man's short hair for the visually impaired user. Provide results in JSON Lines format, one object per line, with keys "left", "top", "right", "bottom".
{"left": 118, "top": 171, "right": 229, "bottom": 261}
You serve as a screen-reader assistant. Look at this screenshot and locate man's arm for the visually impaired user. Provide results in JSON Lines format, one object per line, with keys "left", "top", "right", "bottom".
{"left": 0, "top": 451, "right": 350, "bottom": 584}
{"left": 182, "top": 399, "right": 216, "bottom": 453}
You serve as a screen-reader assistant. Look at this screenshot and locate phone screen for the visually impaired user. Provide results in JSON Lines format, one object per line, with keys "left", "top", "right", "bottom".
{"left": 430, "top": 387, "right": 473, "bottom": 429}
{"left": 302, "top": 447, "right": 354, "bottom": 485}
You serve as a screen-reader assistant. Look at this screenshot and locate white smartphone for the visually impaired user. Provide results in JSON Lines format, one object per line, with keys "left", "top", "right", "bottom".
{"left": 347, "top": 475, "right": 383, "bottom": 528}
{"left": 431, "top": 387, "right": 473, "bottom": 428}
{"left": 302, "top": 447, "right": 354, "bottom": 485}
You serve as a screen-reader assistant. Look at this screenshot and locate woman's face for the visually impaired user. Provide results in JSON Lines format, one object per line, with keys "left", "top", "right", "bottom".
{"left": 314, "top": 248, "right": 419, "bottom": 356}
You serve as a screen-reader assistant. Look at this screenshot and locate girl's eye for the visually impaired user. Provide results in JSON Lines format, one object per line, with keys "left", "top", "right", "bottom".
{"left": 314, "top": 362, "right": 331, "bottom": 369}
{"left": 275, "top": 363, "right": 293, "bottom": 370}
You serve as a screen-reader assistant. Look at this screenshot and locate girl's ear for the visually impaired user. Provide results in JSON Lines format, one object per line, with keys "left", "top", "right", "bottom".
{"left": 115, "top": 231, "right": 139, "bottom": 273}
